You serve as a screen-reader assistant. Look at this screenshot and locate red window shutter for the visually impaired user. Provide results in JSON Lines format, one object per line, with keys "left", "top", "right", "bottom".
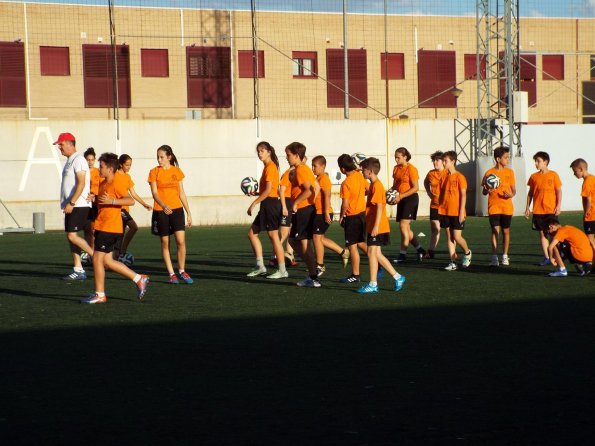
{"left": 464, "top": 53, "right": 486, "bottom": 80}
{"left": 186, "top": 46, "right": 231, "bottom": 108}
{"left": 40, "top": 46, "right": 70, "bottom": 76}
{"left": 380, "top": 53, "right": 404, "bottom": 80}
{"left": 583, "top": 81, "right": 595, "bottom": 116}
{"left": 326, "top": 48, "right": 367, "bottom": 108}
{"left": 417, "top": 50, "right": 456, "bottom": 108}
{"left": 542, "top": 54, "right": 564, "bottom": 80}
{"left": 520, "top": 54, "right": 537, "bottom": 106}
{"left": 82, "top": 44, "right": 130, "bottom": 108}
{"left": 141, "top": 48, "right": 168, "bottom": 77}
{"left": 0, "top": 41, "right": 26, "bottom": 107}
{"left": 238, "top": 50, "right": 264, "bottom": 78}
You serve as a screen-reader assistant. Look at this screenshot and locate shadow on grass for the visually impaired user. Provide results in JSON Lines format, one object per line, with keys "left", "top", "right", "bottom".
{"left": 3, "top": 297, "right": 595, "bottom": 444}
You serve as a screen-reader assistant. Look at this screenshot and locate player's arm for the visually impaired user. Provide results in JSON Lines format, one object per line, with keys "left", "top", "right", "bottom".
{"left": 583, "top": 195, "right": 591, "bottom": 215}
{"left": 547, "top": 238, "right": 560, "bottom": 267}
{"left": 459, "top": 184, "right": 467, "bottom": 223}
{"left": 279, "top": 185, "right": 288, "bottom": 216}
{"left": 322, "top": 184, "right": 332, "bottom": 224}
{"left": 292, "top": 181, "right": 312, "bottom": 212}
{"left": 128, "top": 186, "right": 152, "bottom": 210}
{"left": 525, "top": 186, "right": 533, "bottom": 218}
{"left": 311, "top": 180, "right": 321, "bottom": 203}
{"left": 178, "top": 181, "right": 192, "bottom": 227}
{"left": 64, "top": 170, "right": 87, "bottom": 214}
{"left": 340, "top": 197, "right": 349, "bottom": 226}
{"left": 554, "top": 187, "right": 562, "bottom": 216}
{"left": 481, "top": 174, "right": 489, "bottom": 195}
{"left": 423, "top": 176, "right": 433, "bottom": 199}
{"left": 371, "top": 202, "right": 383, "bottom": 237}
{"left": 248, "top": 181, "right": 271, "bottom": 216}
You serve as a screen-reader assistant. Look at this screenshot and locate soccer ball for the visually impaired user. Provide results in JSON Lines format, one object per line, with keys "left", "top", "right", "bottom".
{"left": 241, "top": 176, "right": 259, "bottom": 196}
{"left": 386, "top": 188, "right": 399, "bottom": 205}
{"left": 351, "top": 152, "right": 367, "bottom": 168}
{"left": 485, "top": 173, "right": 501, "bottom": 190}
{"left": 119, "top": 252, "right": 134, "bottom": 267}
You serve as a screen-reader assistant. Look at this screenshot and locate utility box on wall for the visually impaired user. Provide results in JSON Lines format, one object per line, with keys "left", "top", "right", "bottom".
{"left": 513, "top": 91, "right": 529, "bottom": 124}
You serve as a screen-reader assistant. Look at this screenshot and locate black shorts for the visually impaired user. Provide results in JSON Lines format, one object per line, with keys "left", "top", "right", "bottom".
{"left": 343, "top": 212, "right": 366, "bottom": 246}
{"left": 90, "top": 202, "right": 99, "bottom": 221}
{"left": 558, "top": 241, "right": 579, "bottom": 264}
{"left": 440, "top": 215, "right": 465, "bottom": 230}
{"left": 367, "top": 232, "right": 390, "bottom": 246}
{"left": 429, "top": 207, "right": 440, "bottom": 221}
{"left": 94, "top": 230, "right": 122, "bottom": 253}
{"left": 151, "top": 207, "right": 185, "bottom": 236}
{"left": 280, "top": 199, "right": 293, "bottom": 227}
{"left": 313, "top": 214, "right": 331, "bottom": 235}
{"left": 584, "top": 220, "right": 595, "bottom": 235}
{"left": 532, "top": 214, "right": 555, "bottom": 231}
{"left": 396, "top": 194, "right": 419, "bottom": 221}
{"left": 64, "top": 207, "right": 91, "bottom": 232}
{"left": 290, "top": 205, "right": 315, "bottom": 240}
{"left": 489, "top": 214, "right": 512, "bottom": 229}
{"left": 253, "top": 197, "right": 281, "bottom": 231}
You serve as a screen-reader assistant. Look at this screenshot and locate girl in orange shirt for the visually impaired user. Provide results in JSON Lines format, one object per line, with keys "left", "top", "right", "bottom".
{"left": 148, "top": 145, "right": 193, "bottom": 284}
{"left": 246, "top": 142, "right": 287, "bottom": 279}
{"left": 392, "top": 147, "right": 426, "bottom": 263}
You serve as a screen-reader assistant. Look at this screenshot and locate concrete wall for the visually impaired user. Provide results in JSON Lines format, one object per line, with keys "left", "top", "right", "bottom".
{"left": 0, "top": 119, "right": 592, "bottom": 231}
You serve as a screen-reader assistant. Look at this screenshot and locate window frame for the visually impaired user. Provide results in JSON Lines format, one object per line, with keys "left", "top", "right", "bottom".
{"left": 292, "top": 51, "right": 318, "bottom": 79}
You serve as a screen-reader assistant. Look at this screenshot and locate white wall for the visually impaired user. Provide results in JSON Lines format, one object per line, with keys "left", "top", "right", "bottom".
{"left": 0, "top": 119, "right": 591, "bottom": 231}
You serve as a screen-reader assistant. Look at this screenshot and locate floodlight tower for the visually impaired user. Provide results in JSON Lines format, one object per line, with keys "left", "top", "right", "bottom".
{"left": 475, "top": 0, "right": 521, "bottom": 157}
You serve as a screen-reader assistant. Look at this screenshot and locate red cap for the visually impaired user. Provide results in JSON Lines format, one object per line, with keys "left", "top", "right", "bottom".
{"left": 53, "top": 132, "right": 76, "bottom": 144}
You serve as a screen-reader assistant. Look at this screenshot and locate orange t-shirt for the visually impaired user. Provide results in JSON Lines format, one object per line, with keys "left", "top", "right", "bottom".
{"left": 554, "top": 225, "right": 593, "bottom": 263}
{"left": 425, "top": 169, "right": 446, "bottom": 209}
{"left": 260, "top": 162, "right": 279, "bottom": 199}
{"left": 340, "top": 170, "right": 367, "bottom": 216}
{"left": 94, "top": 172, "right": 131, "bottom": 234}
{"left": 527, "top": 170, "right": 562, "bottom": 215}
{"left": 392, "top": 163, "right": 420, "bottom": 195}
{"left": 581, "top": 175, "right": 595, "bottom": 221}
{"left": 290, "top": 164, "right": 316, "bottom": 210}
{"left": 439, "top": 171, "right": 467, "bottom": 217}
{"left": 483, "top": 167, "right": 516, "bottom": 216}
{"left": 89, "top": 167, "right": 100, "bottom": 195}
{"left": 280, "top": 168, "right": 292, "bottom": 198}
{"left": 148, "top": 166, "right": 185, "bottom": 211}
{"left": 118, "top": 171, "right": 134, "bottom": 213}
{"left": 365, "top": 179, "right": 390, "bottom": 235}
{"left": 314, "top": 173, "right": 333, "bottom": 215}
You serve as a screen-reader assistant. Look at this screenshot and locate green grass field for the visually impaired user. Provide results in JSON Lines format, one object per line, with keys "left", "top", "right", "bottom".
{"left": 1, "top": 214, "right": 594, "bottom": 444}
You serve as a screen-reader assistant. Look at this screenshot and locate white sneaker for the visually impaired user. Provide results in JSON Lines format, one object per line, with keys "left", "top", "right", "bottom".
{"left": 501, "top": 255, "right": 510, "bottom": 266}
{"left": 548, "top": 269, "right": 568, "bottom": 277}
{"left": 297, "top": 277, "right": 321, "bottom": 288}
{"left": 247, "top": 267, "right": 267, "bottom": 277}
{"left": 462, "top": 250, "right": 472, "bottom": 268}
{"left": 489, "top": 255, "right": 499, "bottom": 267}
{"left": 444, "top": 262, "right": 458, "bottom": 271}
{"left": 266, "top": 270, "right": 288, "bottom": 279}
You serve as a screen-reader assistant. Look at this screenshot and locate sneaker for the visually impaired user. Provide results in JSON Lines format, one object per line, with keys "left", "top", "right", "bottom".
{"left": 62, "top": 270, "right": 87, "bottom": 281}
{"left": 394, "top": 275, "right": 406, "bottom": 292}
{"left": 548, "top": 269, "right": 568, "bottom": 277}
{"left": 168, "top": 274, "right": 180, "bottom": 284}
{"left": 502, "top": 255, "right": 510, "bottom": 266}
{"left": 341, "top": 250, "right": 350, "bottom": 268}
{"left": 444, "top": 262, "right": 458, "bottom": 271}
{"left": 136, "top": 275, "right": 150, "bottom": 299}
{"left": 316, "top": 265, "right": 326, "bottom": 277}
{"left": 297, "top": 277, "right": 322, "bottom": 288}
{"left": 377, "top": 266, "right": 385, "bottom": 280}
{"left": 80, "top": 293, "right": 107, "bottom": 304}
{"left": 356, "top": 283, "right": 379, "bottom": 294}
{"left": 339, "top": 275, "right": 361, "bottom": 284}
{"left": 537, "top": 257, "right": 551, "bottom": 266}
{"left": 582, "top": 262, "right": 593, "bottom": 276}
{"left": 417, "top": 248, "right": 426, "bottom": 262}
{"left": 489, "top": 255, "right": 499, "bottom": 267}
{"left": 462, "top": 250, "right": 472, "bottom": 268}
{"left": 247, "top": 267, "right": 267, "bottom": 277}
{"left": 267, "top": 269, "right": 289, "bottom": 279}
{"left": 268, "top": 256, "right": 278, "bottom": 267}
{"left": 393, "top": 253, "right": 407, "bottom": 264}
{"left": 179, "top": 271, "right": 193, "bottom": 284}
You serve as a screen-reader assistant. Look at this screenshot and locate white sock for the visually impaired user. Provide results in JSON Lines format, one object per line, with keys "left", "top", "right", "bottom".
{"left": 95, "top": 291, "right": 105, "bottom": 297}
{"left": 133, "top": 274, "right": 141, "bottom": 283}
{"left": 369, "top": 281, "right": 377, "bottom": 287}
{"left": 279, "top": 263, "right": 287, "bottom": 274}
{"left": 179, "top": 269, "right": 185, "bottom": 274}
{"left": 256, "top": 256, "right": 264, "bottom": 268}
{"left": 74, "top": 267, "right": 85, "bottom": 273}
{"left": 393, "top": 273, "right": 401, "bottom": 280}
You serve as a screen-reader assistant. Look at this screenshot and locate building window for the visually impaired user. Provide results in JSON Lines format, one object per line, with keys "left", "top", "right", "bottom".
{"left": 186, "top": 46, "right": 231, "bottom": 108}
{"left": 238, "top": 50, "right": 265, "bottom": 78}
{"left": 520, "top": 53, "right": 537, "bottom": 107}
{"left": 141, "top": 48, "right": 169, "bottom": 77}
{"left": 591, "top": 56, "right": 595, "bottom": 80}
{"left": 380, "top": 53, "right": 404, "bottom": 80}
{"left": 582, "top": 81, "right": 595, "bottom": 123}
{"left": 0, "top": 41, "right": 26, "bottom": 107}
{"left": 542, "top": 55, "right": 564, "bottom": 81}
{"left": 292, "top": 51, "right": 317, "bottom": 78}
{"left": 326, "top": 48, "right": 367, "bottom": 108}
{"left": 417, "top": 50, "right": 456, "bottom": 108}
{"left": 464, "top": 53, "right": 486, "bottom": 80}
{"left": 82, "top": 44, "right": 131, "bottom": 108}
{"left": 40, "top": 46, "right": 70, "bottom": 76}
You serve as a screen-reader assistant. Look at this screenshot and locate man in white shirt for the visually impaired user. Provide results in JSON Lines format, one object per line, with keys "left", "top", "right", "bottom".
{"left": 55, "top": 132, "right": 94, "bottom": 280}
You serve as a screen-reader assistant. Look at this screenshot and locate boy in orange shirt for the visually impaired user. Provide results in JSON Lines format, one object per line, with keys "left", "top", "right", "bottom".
{"left": 525, "top": 151, "right": 562, "bottom": 266}
{"left": 570, "top": 158, "right": 595, "bottom": 260}
{"left": 338, "top": 154, "right": 368, "bottom": 284}
{"left": 81, "top": 153, "right": 149, "bottom": 304}
{"left": 439, "top": 151, "right": 472, "bottom": 271}
{"left": 544, "top": 217, "right": 593, "bottom": 277}
{"left": 357, "top": 157, "right": 406, "bottom": 293}
{"left": 311, "top": 155, "right": 350, "bottom": 277}
{"left": 481, "top": 146, "right": 516, "bottom": 266}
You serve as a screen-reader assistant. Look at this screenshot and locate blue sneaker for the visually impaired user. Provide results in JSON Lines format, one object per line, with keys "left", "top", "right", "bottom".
{"left": 178, "top": 271, "right": 194, "bottom": 284}
{"left": 537, "top": 257, "right": 551, "bottom": 266}
{"left": 62, "top": 270, "right": 86, "bottom": 281}
{"left": 394, "top": 275, "right": 406, "bottom": 291}
{"left": 377, "top": 266, "right": 385, "bottom": 280}
{"left": 356, "top": 283, "right": 379, "bottom": 294}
